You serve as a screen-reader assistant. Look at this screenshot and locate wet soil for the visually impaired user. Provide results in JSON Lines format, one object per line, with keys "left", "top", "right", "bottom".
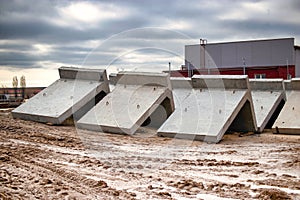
{"left": 1, "top": 110, "right": 299, "bottom": 199}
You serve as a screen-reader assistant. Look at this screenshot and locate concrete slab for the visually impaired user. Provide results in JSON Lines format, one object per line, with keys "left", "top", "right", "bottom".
{"left": 249, "top": 79, "right": 286, "bottom": 132}
{"left": 284, "top": 78, "right": 300, "bottom": 98}
{"left": 272, "top": 78, "right": 300, "bottom": 134}
{"left": 157, "top": 75, "right": 257, "bottom": 143}
{"left": 12, "top": 67, "right": 110, "bottom": 124}
{"left": 77, "top": 72, "right": 174, "bottom": 135}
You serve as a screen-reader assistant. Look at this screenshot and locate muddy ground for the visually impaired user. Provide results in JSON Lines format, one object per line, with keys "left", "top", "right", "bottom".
{"left": 0, "top": 109, "right": 299, "bottom": 199}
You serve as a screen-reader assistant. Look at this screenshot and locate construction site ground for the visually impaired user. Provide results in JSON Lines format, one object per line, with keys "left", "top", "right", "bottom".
{"left": 0, "top": 109, "right": 299, "bottom": 200}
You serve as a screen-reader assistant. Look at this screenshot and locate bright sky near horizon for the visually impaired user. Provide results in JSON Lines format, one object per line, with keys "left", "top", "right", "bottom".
{"left": 0, "top": 0, "right": 299, "bottom": 87}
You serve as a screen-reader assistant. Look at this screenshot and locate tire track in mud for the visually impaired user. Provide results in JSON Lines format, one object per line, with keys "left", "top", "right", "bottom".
{"left": 1, "top": 111, "right": 300, "bottom": 199}
{"left": 0, "top": 139, "right": 136, "bottom": 199}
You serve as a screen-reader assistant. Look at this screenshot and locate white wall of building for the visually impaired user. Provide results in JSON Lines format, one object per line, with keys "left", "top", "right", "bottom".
{"left": 185, "top": 38, "right": 295, "bottom": 69}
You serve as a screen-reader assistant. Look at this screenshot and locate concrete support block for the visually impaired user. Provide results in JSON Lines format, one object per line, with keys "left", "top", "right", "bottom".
{"left": 171, "top": 77, "right": 193, "bottom": 88}
{"left": 192, "top": 75, "right": 249, "bottom": 89}
{"left": 158, "top": 75, "right": 257, "bottom": 143}
{"left": 249, "top": 79, "right": 286, "bottom": 132}
{"left": 59, "top": 67, "right": 107, "bottom": 81}
{"left": 12, "top": 67, "right": 110, "bottom": 124}
{"left": 272, "top": 78, "right": 300, "bottom": 134}
{"left": 77, "top": 72, "right": 175, "bottom": 135}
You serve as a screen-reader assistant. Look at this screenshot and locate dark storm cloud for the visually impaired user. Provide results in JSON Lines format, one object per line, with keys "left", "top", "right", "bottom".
{"left": 0, "top": 15, "right": 146, "bottom": 43}
{"left": 0, "top": 0, "right": 148, "bottom": 44}
{"left": 221, "top": 19, "right": 300, "bottom": 36}
{"left": 0, "top": 43, "right": 34, "bottom": 52}
{"left": 0, "top": 0, "right": 299, "bottom": 71}
{"left": 0, "top": 52, "right": 41, "bottom": 68}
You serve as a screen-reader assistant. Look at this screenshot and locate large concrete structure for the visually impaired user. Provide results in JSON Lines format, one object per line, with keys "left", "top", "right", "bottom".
{"left": 272, "top": 78, "right": 300, "bottom": 134}
{"left": 77, "top": 72, "right": 174, "bottom": 135}
{"left": 249, "top": 79, "right": 286, "bottom": 132}
{"left": 12, "top": 67, "right": 110, "bottom": 124}
{"left": 183, "top": 38, "right": 299, "bottom": 79}
{"left": 157, "top": 75, "right": 257, "bottom": 143}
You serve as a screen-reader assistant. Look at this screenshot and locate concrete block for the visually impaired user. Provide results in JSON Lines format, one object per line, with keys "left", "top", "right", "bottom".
{"left": 116, "top": 72, "right": 172, "bottom": 89}
{"left": 192, "top": 75, "right": 249, "bottom": 89}
{"left": 12, "top": 67, "right": 110, "bottom": 124}
{"left": 59, "top": 67, "right": 107, "bottom": 81}
{"left": 157, "top": 75, "right": 257, "bottom": 143}
{"left": 77, "top": 72, "right": 174, "bottom": 135}
{"left": 171, "top": 77, "right": 193, "bottom": 88}
{"left": 272, "top": 78, "right": 300, "bottom": 134}
{"left": 249, "top": 79, "right": 286, "bottom": 132}
{"left": 284, "top": 78, "right": 300, "bottom": 92}
{"left": 291, "top": 78, "right": 300, "bottom": 90}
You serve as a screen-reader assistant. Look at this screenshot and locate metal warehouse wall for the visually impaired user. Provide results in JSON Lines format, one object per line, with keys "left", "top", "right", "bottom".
{"left": 185, "top": 38, "right": 295, "bottom": 69}
{"left": 296, "top": 48, "right": 300, "bottom": 77}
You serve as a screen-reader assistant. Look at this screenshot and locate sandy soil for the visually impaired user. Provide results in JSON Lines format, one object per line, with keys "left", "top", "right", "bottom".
{"left": 0, "top": 109, "right": 300, "bottom": 199}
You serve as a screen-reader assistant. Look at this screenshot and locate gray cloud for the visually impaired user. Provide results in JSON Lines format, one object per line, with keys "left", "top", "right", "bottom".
{"left": 0, "top": 0, "right": 299, "bottom": 72}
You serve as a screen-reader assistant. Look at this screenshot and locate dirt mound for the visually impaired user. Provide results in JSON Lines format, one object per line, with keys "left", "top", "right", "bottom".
{"left": 255, "top": 188, "right": 292, "bottom": 200}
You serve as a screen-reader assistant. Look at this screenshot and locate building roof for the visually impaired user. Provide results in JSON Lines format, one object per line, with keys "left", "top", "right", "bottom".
{"left": 186, "top": 37, "right": 295, "bottom": 47}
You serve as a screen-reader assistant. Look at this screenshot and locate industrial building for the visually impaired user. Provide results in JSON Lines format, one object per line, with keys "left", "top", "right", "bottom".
{"left": 0, "top": 87, "right": 45, "bottom": 99}
{"left": 171, "top": 38, "right": 300, "bottom": 79}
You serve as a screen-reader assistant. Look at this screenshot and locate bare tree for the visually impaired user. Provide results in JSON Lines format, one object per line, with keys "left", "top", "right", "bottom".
{"left": 20, "top": 75, "right": 26, "bottom": 87}
{"left": 12, "top": 76, "right": 18, "bottom": 98}
{"left": 12, "top": 76, "right": 18, "bottom": 87}
{"left": 20, "top": 75, "right": 26, "bottom": 99}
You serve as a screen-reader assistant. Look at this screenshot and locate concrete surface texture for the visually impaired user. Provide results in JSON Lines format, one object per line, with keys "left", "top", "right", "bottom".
{"left": 12, "top": 67, "right": 110, "bottom": 124}
{"left": 273, "top": 78, "right": 300, "bottom": 134}
{"left": 157, "top": 75, "right": 257, "bottom": 143}
{"left": 250, "top": 79, "right": 286, "bottom": 132}
{"left": 77, "top": 71, "right": 174, "bottom": 135}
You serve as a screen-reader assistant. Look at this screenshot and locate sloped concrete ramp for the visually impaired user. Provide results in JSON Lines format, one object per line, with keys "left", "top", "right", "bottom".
{"left": 12, "top": 67, "right": 110, "bottom": 124}
{"left": 273, "top": 78, "right": 300, "bottom": 134}
{"left": 157, "top": 75, "right": 257, "bottom": 143}
{"left": 77, "top": 72, "right": 174, "bottom": 135}
{"left": 250, "top": 79, "right": 286, "bottom": 132}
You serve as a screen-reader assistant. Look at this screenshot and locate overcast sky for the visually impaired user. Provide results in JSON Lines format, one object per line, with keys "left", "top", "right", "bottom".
{"left": 1, "top": 0, "right": 300, "bottom": 86}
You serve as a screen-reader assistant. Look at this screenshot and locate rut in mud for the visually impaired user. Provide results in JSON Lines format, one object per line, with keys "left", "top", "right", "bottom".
{"left": 0, "top": 110, "right": 299, "bottom": 199}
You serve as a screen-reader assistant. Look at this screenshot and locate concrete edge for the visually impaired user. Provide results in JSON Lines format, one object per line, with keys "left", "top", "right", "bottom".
{"left": 272, "top": 127, "right": 300, "bottom": 135}
{"left": 256, "top": 91, "right": 286, "bottom": 132}
{"left": 76, "top": 122, "right": 131, "bottom": 135}
{"left": 284, "top": 78, "right": 300, "bottom": 90}
{"left": 11, "top": 112, "right": 60, "bottom": 124}
{"left": 249, "top": 79, "right": 284, "bottom": 91}
{"left": 116, "top": 71, "right": 172, "bottom": 89}
{"left": 191, "top": 75, "right": 249, "bottom": 89}
{"left": 59, "top": 67, "right": 108, "bottom": 82}
{"left": 157, "top": 132, "right": 218, "bottom": 144}
{"left": 170, "top": 77, "right": 193, "bottom": 88}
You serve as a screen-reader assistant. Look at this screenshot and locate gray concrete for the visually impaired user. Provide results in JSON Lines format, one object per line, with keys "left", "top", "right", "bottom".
{"left": 77, "top": 72, "right": 174, "bottom": 135}
{"left": 284, "top": 78, "right": 300, "bottom": 91}
{"left": 272, "top": 78, "right": 300, "bottom": 134}
{"left": 157, "top": 75, "right": 257, "bottom": 143}
{"left": 12, "top": 67, "right": 110, "bottom": 124}
{"left": 249, "top": 79, "right": 286, "bottom": 132}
